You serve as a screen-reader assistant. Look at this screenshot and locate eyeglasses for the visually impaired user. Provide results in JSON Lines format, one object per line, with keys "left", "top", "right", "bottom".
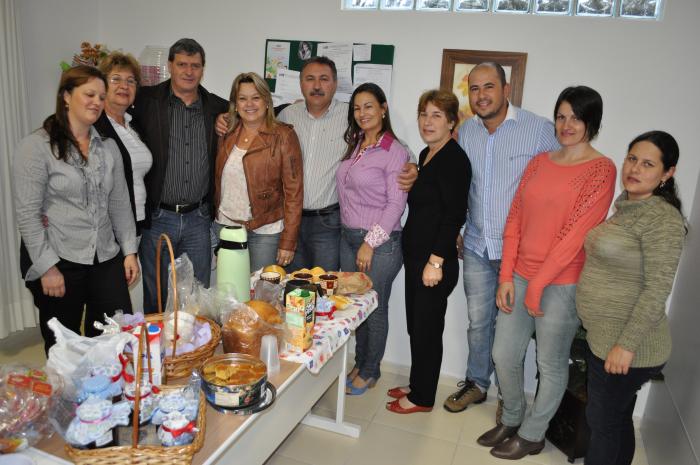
{"left": 109, "top": 76, "right": 138, "bottom": 87}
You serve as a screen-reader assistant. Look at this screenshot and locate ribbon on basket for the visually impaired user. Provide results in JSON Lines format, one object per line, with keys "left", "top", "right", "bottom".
{"left": 161, "top": 421, "right": 197, "bottom": 438}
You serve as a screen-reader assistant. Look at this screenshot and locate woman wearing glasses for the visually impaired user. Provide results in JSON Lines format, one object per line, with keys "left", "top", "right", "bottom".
{"left": 95, "top": 52, "right": 153, "bottom": 236}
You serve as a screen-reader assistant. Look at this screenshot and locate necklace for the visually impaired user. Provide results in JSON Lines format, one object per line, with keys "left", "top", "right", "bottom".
{"left": 241, "top": 126, "right": 259, "bottom": 144}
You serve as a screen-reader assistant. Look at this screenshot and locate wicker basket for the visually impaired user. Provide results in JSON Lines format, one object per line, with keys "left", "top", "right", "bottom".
{"left": 65, "top": 325, "right": 207, "bottom": 464}
{"left": 147, "top": 233, "right": 221, "bottom": 383}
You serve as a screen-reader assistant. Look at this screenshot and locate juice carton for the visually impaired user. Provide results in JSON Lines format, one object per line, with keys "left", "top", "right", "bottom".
{"left": 284, "top": 288, "right": 315, "bottom": 352}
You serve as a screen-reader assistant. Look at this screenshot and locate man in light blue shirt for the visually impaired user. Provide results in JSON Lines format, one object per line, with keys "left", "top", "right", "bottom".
{"left": 443, "top": 63, "right": 559, "bottom": 418}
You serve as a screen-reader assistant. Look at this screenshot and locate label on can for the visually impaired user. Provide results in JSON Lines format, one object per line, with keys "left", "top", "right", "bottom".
{"left": 215, "top": 390, "right": 241, "bottom": 407}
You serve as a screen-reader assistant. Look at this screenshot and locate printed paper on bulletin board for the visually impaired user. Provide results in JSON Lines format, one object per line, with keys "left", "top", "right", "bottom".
{"left": 264, "top": 39, "right": 394, "bottom": 104}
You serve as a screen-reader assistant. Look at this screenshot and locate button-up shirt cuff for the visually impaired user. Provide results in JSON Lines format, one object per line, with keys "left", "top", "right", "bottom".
{"left": 364, "top": 223, "right": 390, "bottom": 249}
{"left": 27, "top": 249, "right": 61, "bottom": 282}
{"left": 120, "top": 238, "right": 138, "bottom": 257}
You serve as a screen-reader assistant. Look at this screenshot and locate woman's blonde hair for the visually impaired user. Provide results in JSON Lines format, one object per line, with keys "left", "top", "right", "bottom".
{"left": 98, "top": 51, "right": 142, "bottom": 85}
{"left": 227, "top": 72, "right": 276, "bottom": 133}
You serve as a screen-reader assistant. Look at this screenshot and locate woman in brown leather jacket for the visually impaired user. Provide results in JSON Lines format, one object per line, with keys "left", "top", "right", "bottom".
{"left": 214, "top": 72, "right": 303, "bottom": 271}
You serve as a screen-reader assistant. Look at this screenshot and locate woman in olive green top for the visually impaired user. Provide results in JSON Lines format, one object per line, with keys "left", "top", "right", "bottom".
{"left": 576, "top": 130, "right": 685, "bottom": 465}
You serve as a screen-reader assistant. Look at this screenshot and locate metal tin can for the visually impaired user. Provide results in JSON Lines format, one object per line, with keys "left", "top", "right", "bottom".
{"left": 199, "top": 354, "right": 267, "bottom": 410}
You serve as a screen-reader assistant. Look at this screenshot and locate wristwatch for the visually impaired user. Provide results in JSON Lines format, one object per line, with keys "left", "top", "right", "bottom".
{"left": 428, "top": 261, "right": 442, "bottom": 269}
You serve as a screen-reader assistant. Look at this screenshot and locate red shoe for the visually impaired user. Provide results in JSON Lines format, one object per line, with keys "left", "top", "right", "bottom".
{"left": 387, "top": 386, "right": 410, "bottom": 399}
{"left": 386, "top": 398, "right": 433, "bottom": 414}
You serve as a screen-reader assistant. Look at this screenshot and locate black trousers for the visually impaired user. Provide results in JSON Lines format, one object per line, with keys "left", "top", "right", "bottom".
{"left": 404, "top": 254, "right": 459, "bottom": 407}
{"left": 585, "top": 347, "right": 663, "bottom": 465}
{"left": 25, "top": 254, "right": 133, "bottom": 355}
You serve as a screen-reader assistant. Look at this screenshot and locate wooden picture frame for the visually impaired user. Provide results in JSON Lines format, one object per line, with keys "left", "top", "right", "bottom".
{"left": 440, "top": 49, "right": 528, "bottom": 124}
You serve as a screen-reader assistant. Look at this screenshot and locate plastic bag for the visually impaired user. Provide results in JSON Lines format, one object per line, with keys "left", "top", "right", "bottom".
{"left": 165, "top": 253, "right": 201, "bottom": 316}
{"left": 253, "top": 279, "right": 285, "bottom": 307}
{"left": 220, "top": 298, "right": 288, "bottom": 358}
{"left": 0, "top": 364, "right": 62, "bottom": 452}
{"left": 335, "top": 271, "right": 373, "bottom": 294}
{"left": 45, "top": 317, "right": 137, "bottom": 401}
{"left": 162, "top": 253, "right": 209, "bottom": 350}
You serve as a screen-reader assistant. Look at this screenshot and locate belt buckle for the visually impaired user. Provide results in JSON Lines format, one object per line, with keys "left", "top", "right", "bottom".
{"left": 175, "top": 204, "right": 185, "bottom": 213}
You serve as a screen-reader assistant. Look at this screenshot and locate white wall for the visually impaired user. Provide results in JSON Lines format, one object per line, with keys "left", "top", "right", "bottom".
{"left": 17, "top": 0, "right": 700, "bottom": 417}
{"left": 17, "top": 0, "right": 100, "bottom": 130}
{"left": 642, "top": 167, "right": 700, "bottom": 465}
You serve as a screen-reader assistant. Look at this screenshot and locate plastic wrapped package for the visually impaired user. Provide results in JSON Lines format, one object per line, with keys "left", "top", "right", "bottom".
{"left": 221, "top": 300, "right": 288, "bottom": 357}
{"left": 335, "top": 271, "right": 373, "bottom": 294}
{"left": 45, "top": 317, "right": 137, "bottom": 400}
{"left": 253, "top": 279, "right": 285, "bottom": 307}
{"left": 161, "top": 254, "right": 216, "bottom": 353}
{"left": 0, "top": 365, "right": 62, "bottom": 453}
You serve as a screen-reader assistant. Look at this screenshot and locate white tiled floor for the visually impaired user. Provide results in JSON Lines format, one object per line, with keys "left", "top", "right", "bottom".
{"left": 265, "top": 371, "right": 650, "bottom": 465}
{"left": 0, "top": 330, "right": 649, "bottom": 465}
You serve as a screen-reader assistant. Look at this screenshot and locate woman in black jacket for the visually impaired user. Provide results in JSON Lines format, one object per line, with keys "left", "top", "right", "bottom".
{"left": 95, "top": 52, "right": 153, "bottom": 235}
{"left": 386, "top": 89, "right": 471, "bottom": 414}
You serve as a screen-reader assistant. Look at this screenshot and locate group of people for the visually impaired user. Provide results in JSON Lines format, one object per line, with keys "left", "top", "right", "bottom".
{"left": 12, "top": 37, "right": 685, "bottom": 465}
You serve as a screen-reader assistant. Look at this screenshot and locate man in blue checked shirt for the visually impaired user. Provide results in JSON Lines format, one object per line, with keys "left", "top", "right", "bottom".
{"left": 443, "top": 62, "right": 560, "bottom": 420}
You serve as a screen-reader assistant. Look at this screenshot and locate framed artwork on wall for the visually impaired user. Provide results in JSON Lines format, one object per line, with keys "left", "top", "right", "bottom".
{"left": 440, "top": 49, "right": 527, "bottom": 124}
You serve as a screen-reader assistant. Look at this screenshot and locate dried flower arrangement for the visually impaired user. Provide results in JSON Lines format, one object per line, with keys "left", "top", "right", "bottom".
{"left": 60, "top": 42, "right": 110, "bottom": 71}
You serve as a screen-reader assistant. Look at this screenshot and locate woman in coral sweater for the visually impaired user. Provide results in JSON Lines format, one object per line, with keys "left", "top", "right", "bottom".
{"left": 476, "top": 86, "right": 616, "bottom": 460}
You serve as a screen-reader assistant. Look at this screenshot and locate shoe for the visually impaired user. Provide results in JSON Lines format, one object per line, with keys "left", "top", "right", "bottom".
{"left": 346, "top": 366, "right": 360, "bottom": 385}
{"left": 490, "top": 434, "right": 545, "bottom": 460}
{"left": 386, "top": 398, "right": 432, "bottom": 414}
{"left": 443, "top": 380, "right": 487, "bottom": 413}
{"left": 496, "top": 398, "right": 504, "bottom": 425}
{"left": 476, "top": 423, "right": 520, "bottom": 447}
{"left": 345, "top": 376, "right": 378, "bottom": 396}
{"left": 387, "top": 386, "right": 410, "bottom": 399}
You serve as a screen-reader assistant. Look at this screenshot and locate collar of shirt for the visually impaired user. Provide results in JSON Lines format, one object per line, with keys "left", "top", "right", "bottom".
{"left": 88, "top": 125, "right": 102, "bottom": 141}
{"left": 352, "top": 131, "right": 395, "bottom": 157}
{"left": 304, "top": 98, "right": 338, "bottom": 120}
{"left": 106, "top": 112, "right": 133, "bottom": 127}
{"left": 473, "top": 101, "right": 518, "bottom": 131}
{"left": 85, "top": 126, "right": 105, "bottom": 154}
{"left": 169, "top": 87, "right": 202, "bottom": 109}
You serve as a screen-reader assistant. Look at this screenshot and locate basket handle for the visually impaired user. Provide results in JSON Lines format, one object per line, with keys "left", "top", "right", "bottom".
{"left": 131, "top": 325, "right": 146, "bottom": 448}
{"left": 156, "top": 233, "right": 179, "bottom": 362}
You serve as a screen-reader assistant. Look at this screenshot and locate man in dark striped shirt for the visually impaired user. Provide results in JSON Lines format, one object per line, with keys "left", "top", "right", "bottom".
{"left": 131, "top": 38, "right": 228, "bottom": 313}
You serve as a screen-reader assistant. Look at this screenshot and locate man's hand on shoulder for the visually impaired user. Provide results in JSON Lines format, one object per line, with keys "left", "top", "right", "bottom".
{"left": 397, "top": 162, "right": 418, "bottom": 192}
{"left": 215, "top": 113, "right": 230, "bottom": 137}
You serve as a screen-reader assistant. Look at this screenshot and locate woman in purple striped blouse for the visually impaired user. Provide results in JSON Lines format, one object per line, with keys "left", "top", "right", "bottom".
{"left": 337, "top": 83, "right": 409, "bottom": 395}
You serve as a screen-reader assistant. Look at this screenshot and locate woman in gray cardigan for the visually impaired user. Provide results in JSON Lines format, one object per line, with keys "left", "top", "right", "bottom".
{"left": 576, "top": 131, "right": 685, "bottom": 465}
{"left": 13, "top": 65, "right": 138, "bottom": 354}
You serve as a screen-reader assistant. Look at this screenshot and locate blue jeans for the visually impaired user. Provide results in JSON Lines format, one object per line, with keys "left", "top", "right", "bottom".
{"left": 288, "top": 210, "right": 341, "bottom": 272}
{"left": 212, "top": 222, "right": 280, "bottom": 272}
{"left": 492, "top": 273, "right": 580, "bottom": 441}
{"left": 585, "top": 348, "right": 663, "bottom": 465}
{"left": 463, "top": 246, "right": 501, "bottom": 391}
{"left": 140, "top": 205, "right": 212, "bottom": 313}
{"left": 340, "top": 226, "right": 403, "bottom": 380}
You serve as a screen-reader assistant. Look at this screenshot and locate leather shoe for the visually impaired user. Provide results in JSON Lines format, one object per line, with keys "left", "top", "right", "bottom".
{"left": 387, "top": 386, "right": 409, "bottom": 399}
{"left": 476, "top": 423, "right": 520, "bottom": 447}
{"left": 490, "top": 434, "right": 545, "bottom": 460}
{"left": 386, "top": 398, "right": 432, "bottom": 414}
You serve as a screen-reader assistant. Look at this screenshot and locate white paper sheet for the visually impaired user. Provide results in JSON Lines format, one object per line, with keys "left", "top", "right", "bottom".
{"left": 273, "top": 68, "right": 303, "bottom": 105}
{"left": 353, "top": 63, "right": 393, "bottom": 101}
{"left": 265, "top": 41, "right": 290, "bottom": 79}
{"left": 317, "top": 42, "right": 354, "bottom": 94}
{"left": 353, "top": 44, "right": 372, "bottom": 61}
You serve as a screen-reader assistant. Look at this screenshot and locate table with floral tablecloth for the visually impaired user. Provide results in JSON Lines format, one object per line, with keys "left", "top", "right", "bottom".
{"left": 278, "top": 290, "right": 378, "bottom": 374}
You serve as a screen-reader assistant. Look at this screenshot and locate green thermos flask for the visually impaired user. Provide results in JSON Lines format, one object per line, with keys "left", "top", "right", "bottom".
{"left": 216, "top": 225, "right": 250, "bottom": 303}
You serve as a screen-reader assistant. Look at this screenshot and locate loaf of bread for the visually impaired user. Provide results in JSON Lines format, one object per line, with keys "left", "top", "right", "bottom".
{"left": 247, "top": 300, "right": 283, "bottom": 325}
{"left": 222, "top": 301, "right": 284, "bottom": 356}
